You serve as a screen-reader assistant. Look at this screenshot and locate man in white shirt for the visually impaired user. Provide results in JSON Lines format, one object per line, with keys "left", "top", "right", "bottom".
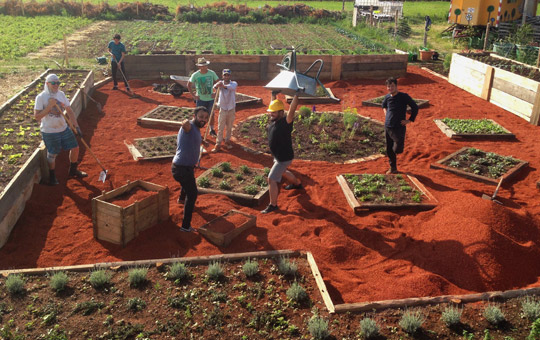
{"left": 34, "top": 74, "right": 87, "bottom": 185}
{"left": 212, "top": 69, "right": 238, "bottom": 152}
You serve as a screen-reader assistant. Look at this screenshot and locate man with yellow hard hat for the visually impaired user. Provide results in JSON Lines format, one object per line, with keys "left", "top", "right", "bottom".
{"left": 261, "top": 91, "right": 303, "bottom": 214}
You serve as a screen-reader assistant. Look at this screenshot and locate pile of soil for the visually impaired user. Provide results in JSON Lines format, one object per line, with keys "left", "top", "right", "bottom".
{"left": 1, "top": 67, "right": 540, "bottom": 306}
{"left": 107, "top": 187, "right": 154, "bottom": 208}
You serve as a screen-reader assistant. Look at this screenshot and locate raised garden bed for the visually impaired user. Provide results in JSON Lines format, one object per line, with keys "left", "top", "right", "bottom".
{"left": 448, "top": 52, "right": 540, "bottom": 125}
{"left": 0, "top": 69, "right": 93, "bottom": 250}
{"left": 92, "top": 180, "right": 169, "bottom": 247}
{"left": 137, "top": 105, "right": 194, "bottom": 129}
{"left": 233, "top": 109, "right": 386, "bottom": 163}
{"left": 198, "top": 209, "right": 256, "bottom": 247}
{"left": 361, "top": 95, "right": 429, "bottom": 109}
{"left": 196, "top": 162, "right": 269, "bottom": 206}
{"left": 336, "top": 173, "right": 437, "bottom": 212}
{"left": 125, "top": 134, "right": 177, "bottom": 161}
{"left": 285, "top": 87, "right": 340, "bottom": 104}
{"left": 434, "top": 118, "right": 515, "bottom": 139}
{"left": 430, "top": 147, "right": 528, "bottom": 185}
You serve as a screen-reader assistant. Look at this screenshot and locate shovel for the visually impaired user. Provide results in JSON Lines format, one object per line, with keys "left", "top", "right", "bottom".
{"left": 113, "top": 57, "right": 141, "bottom": 99}
{"left": 197, "top": 87, "right": 221, "bottom": 169}
{"left": 55, "top": 104, "right": 109, "bottom": 182}
{"left": 482, "top": 177, "right": 504, "bottom": 205}
{"left": 80, "top": 87, "right": 103, "bottom": 114}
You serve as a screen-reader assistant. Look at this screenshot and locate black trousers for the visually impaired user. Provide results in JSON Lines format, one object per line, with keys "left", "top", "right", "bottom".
{"left": 385, "top": 125, "right": 406, "bottom": 170}
{"left": 111, "top": 61, "right": 129, "bottom": 87}
{"left": 172, "top": 164, "right": 198, "bottom": 229}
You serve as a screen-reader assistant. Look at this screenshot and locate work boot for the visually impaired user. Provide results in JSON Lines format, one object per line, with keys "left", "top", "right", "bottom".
{"left": 69, "top": 162, "right": 88, "bottom": 178}
{"left": 49, "top": 170, "right": 59, "bottom": 186}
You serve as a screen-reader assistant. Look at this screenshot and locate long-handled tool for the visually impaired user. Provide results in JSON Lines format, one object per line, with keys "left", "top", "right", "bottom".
{"left": 80, "top": 87, "right": 103, "bottom": 114}
{"left": 55, "top": 104, "right": 109, "bottom": 182}
{"left": 196, "top": 87, "right": 220, "bottom": 169}
{"left": 113, "top": 57, "right": 140, "bottom": 99}
{"left": 482, "top": 176, "right": 504, "bottom": 205}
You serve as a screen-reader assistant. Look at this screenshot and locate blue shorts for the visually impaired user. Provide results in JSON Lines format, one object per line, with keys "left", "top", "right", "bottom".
{"left": 42, "top": 127, "right": 78, "bottom": 155}
{"left": 268, "top": 159, "right": 292, "bottom": 183}
{"left": 196, "top": 99, "right": 214, "bottom": 113}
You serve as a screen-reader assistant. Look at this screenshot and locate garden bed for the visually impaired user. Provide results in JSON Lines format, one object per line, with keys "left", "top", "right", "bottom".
{"left": 196, "top": 162, "right": 269, "bottom": 206}
{"left": 137, "top": 105, "right": 194, "bottom": 129}
{"left": 336, "top": 173, "right": 437, "bottom": 212}
{"left": 434, "top": 118, "right": 515, "bottom": 139}
{"left": 233, "top": 109, "right": 386, "bottom": 163}
{"left": 125, "top": 135, "right": 177, "bottom": 161}
{"left": 198, "top": 209, "right": 256, "bottom": 247}
{"left": 430, "top": 147, "right": 528, "bottom": 185}
{"left": 361, "top": 95, "right": 429, "bottom": 109}
{"left": 285, "top": 87, "right": 340, "bottom": 104}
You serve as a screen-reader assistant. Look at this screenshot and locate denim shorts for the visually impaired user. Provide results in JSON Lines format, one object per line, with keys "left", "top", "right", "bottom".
{"left": 41, "top": 127, "right": 78, "bottom": 155}
{"left": 268, "top": 159, "right": 292, "bottom": 183}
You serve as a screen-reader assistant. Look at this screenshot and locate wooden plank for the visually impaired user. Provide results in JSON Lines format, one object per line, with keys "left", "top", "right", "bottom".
{"left": 493, "top": 65, "right": 539, "bottom": 92}
{"left": 492, "top": 77, "right": 537, "bottom": 104}
{"left": 490, "top": 88, "right": 533, "bottom": 120}
{"left": 331, "top": 55, "right": 342, "bottom": 81}
{"left": 530, "top": 83, "right": 540, "bottom": 125}
{"left": 96, "top": 211, "right": 123, "bottom": 227}
{"left": 198, "top": 210, "right": 256, "bottom": 247}
{"left": 259, "top": 55, "right": 268, "bottom": 80}
{"left": 481, "top": 66, "right": 494, "bottom": 101}
{"left": 433, "top": 119, "right": 516, "bottom": 140}
{"left": 342, "top": 62, "right": 406, "bottom": 72}
{"left": 336, "top": 175, "right": 361, "bottom": 212}
{"left": 306, "top": 252, "right": 335, "bottom": 314}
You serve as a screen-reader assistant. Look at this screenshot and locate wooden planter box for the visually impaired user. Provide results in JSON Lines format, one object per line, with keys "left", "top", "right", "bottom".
{"left": 198, "top": 210, "right": 256, "bottom": 247}
{"left": 124, "top": 134, "right": 177, "bottom": 161}
{"left": 433, "top": 119, "right": 515, "bottom": 140}
{"left": 430, "top": 147, "right": 529, "bottom": 185}
{"left": 336, "top": 174, "right": 437, "bottom": 212}
{"left": 448, "top": 53, "right": 540, "bottom": 125}
{"left": 0, "top": 69, "right": 93, "bottom": 250}
{"left": 137, "top": 105, "right": 194, "bottom": 129}
{"left": 419, "top": 50, "right": 435, "bottom": 61}
{"left": 92, "top": 180, "right": 169, "bottom": 246}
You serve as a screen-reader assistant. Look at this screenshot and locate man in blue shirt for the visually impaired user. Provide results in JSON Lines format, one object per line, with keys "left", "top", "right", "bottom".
{"left": 171, "top": 107, "right": 209, "bottom": 232}
{"left": 381, "top": 77, "right": 419, "bottom": 174}
{"left": 107, "top": 34, "right": 130, "bottom": 91}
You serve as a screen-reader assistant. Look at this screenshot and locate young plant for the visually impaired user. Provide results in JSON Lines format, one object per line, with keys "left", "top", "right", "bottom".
{"left": 359, "top": 317, "right": 380, "bottom": 339}
{"left": 211, "top": 167, "right": 223, "bottom": 178}
{"left": 263, "top": 167, "right": 270, "bottom": 176}
{"left": 278, "top": 256, "right": 298, "bottom": 277}
{"left": 521, "top": 295, "right": 540, "bottom": 321}
{"left": 198, "top": 176, "right": 211, "bottom": 188}
{"left": 239, "top": 165, "right": 251, "bottom": 174}
{"left": 128, "top": 267, "right": 148, "bottom": 288}
{"left": 484, "top": 304, "right": 505, "bottom": 325}
{"left": 219, "top": 162, "right": 232, "bottom": 172}
{"left": 49, "top": 271, "right": 69, "bottom": 292}
{"left": 242, "top": 258, "right": 259, "bottom": 277}
{"left": 219, "top": 180, "right": 231, "bottom": 190}
{"left": 235, "top": 173, "right": 244, "bottom": 181}
{"left": 89, "top": 269, "right": 111, "bottom": 289}
{"left": 286, "top": 282, "right": 308, "bottom": 302}
{"left": 5, "top": 274, "right": 25, "bottom": 295}
{"left": 244, "top": 185, "right": 259, "bottom": 195}
{"left": 167, "top": 262, "right": 190, "bottom": 282}
{"left": 441, "top": 305, "right": 462, "bottom": 327}
{"left": 206, "top": 261, "right": 224, "bottom": 281}
{"left": 399, "top": 310, "right": 424, "bottom": 334}
{"left": 127, "top": 297, "right": 147, "bottom": 312}
{"left": 254, "top": 175, "right": 266, "bottom": 187}
{"left": 308, "top": 315, "right": 330, "bottom": 340}
{"left": 298, "top": 106, "right": 312, "bottom": 117}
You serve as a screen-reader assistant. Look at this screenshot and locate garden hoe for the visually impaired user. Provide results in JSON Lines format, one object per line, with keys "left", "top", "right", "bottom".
{"left": 197, "top": 87, "right": 221, "bottom": 169}
{"left": 79, "top": 86, "right": 103, "bottom": 114}
{"left": 55, "top": 104, "right": 109, "bottom": 183}
{"left": 482, "top": 176, "right": 504, "bottom": 205}
{"left": 113, "top": 57, "right": 141, "bottom": 99}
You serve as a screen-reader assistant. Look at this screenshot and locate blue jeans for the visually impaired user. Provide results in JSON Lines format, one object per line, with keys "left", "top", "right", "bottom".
{"left": 196, "top": 99, "right": 215, "bottom": 130}
{"left": 172, "top": 163, "right": 198, "bottom": 229}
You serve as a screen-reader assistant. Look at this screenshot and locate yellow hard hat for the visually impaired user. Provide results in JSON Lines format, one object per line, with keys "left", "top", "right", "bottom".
{"left": 267, "top": 99, "right": 285, "bottom": 112}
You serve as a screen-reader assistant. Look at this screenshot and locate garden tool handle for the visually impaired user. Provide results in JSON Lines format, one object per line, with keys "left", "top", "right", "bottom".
{"left": 202, "top": 87, "right": 221, "bottom": 142}
{"left": 55, "top": 104, "right": 107, "bottom": 172}
{"left": 492, "top": 177, "right": 504, "bottom": 199}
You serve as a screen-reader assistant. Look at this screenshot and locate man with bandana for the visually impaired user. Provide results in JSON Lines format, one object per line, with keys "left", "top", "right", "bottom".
{"left": 171, "top": 107, "right": 210, "bottom": 232}
{"left": 34, "top": 74, "right": 87, "bottom": 186}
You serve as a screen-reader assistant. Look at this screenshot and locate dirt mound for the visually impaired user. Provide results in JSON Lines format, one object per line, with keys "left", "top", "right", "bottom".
{"left": 127, "top": 79, "right": 149, "bottom": 89}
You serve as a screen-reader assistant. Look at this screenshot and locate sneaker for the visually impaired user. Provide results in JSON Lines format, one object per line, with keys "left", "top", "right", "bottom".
{"left": 112, "top": 86, "right": 118, "bottom": 90}
{"left": 284, "top": 183, "right": 303, "bottom": 190}
{"left": 211, "top": 145, "right": 221, "bottom": 152}
{"left": 180, "top": 226, "right": 197, "bottom": 232}
{"left": 69, "top": 168, "right": 88, "bottom": 178}
{"left": 386, "top": 169, "right": 399, "bottom": 174}
{"left": 261, "top": 204, "right": 278, "bottom": 214}
{"left": 49, "top": 176, "right": 59, "bottom": 186}
{"left": 209, "top": 130, "right": 217, "bottom": 137}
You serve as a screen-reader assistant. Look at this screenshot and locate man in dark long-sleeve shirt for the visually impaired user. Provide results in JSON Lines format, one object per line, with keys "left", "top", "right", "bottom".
{"left": 381, "top": 77, "right": 419, "bottom": 174}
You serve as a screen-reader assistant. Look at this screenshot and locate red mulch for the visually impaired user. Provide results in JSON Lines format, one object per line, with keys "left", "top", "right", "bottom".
{"left": 1, "top": 66, "right": 540, "bottom": 305}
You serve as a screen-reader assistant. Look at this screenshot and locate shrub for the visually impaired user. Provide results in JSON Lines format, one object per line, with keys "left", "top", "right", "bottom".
{"left": 219, "top": 162, "right": 232, "bottom": 172}
{"left": 49, "top": 271, "right": 69, "bottom": 292}
{"left": 89, "top": 269, "right": 111, "bottom": 289}
{"left": 484, "top": 304, "right": 506, "bottom": 325}
{"left": 286, "top": 282, "right": 307, "bottom": 302}
{"left": 522, "top": 296, "right": 540, "bottom": 321}
{"left": 235, "top": 173, "right": 244, "bottom": 181}
{"left": 242, "top": 258, "right": 259, "bottom": 277}
{"left": 239, "top": 165, "right": 251, "bottom": 174}
{"left": 5, "top": 274, "right": 25, "bottom": 295}
{"left": 254, "top": 175, "right": 266, "bottom": 187}
{"left": 211, "top": 167, "right": 223, "bottom": 178}
{"left": 308, "top": 315, "right": 330, "bottom": 340}
{"left": 244, "top": 184, "right": 259, "bottom": 195}
{"left": 399, "top": 310, "right": 424, "bottom": 334}
{"left": 441, "top": 305, "right": 462, "bottom": 327}
{"left": 278, "top": 256, "right": 298, "bottom": 277}
{"left": 219, "top": 180, "right": 231, "bottom": 190}
{"left": 167, "top": 262, "right": 190, "bottom": 282}
{"left": 127, "top": 297, "right": 146, "bottom": 312}
{"left": 298, "top": 106, "right": 312, "bottom": 117}
{"left": 529, "top": 318, "right": 540, "bottom": 340}
{"left": 198, "top": 176, "right": 210, "bottom": 188}
{"left": 359, "top": 317, "right": 380, "bottom": 338}
{"left": 128, "top": 267, "right": 148, "bottom": 287}
{"left": 206, "top": 261, "right": 224, "bottom": 281}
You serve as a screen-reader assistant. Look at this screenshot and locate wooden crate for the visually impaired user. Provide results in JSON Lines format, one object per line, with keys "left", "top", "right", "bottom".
{"left": 433, "top": 119, "right": 515, "bottom": 140}
{"left": 430, "top": 147, "right": 529, "bottom": 185}
{"left": 92, "top": 180, "right": 169, "bottom": 246}
{"left": 198, "top": 210, "right": 256, "bottom": 247}
{"left": 448, "top": 53, "right": 540, "bottom": 125}
{"left": 336, "top": 173, "right": 437, "bottom": 212}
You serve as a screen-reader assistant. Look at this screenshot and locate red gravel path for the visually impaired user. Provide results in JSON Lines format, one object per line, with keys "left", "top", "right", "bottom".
{"left": 1, "top": 66, "right": 539, "bottom": 304}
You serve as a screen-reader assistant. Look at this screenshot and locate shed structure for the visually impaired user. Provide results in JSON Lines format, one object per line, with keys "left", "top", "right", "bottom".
{"left": 447, "top": 0, "right": 528, "bottom": 26}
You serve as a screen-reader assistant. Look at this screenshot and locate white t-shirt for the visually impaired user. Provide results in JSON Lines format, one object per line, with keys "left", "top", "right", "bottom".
{"left": 34, "top": 90, "right": 70, "bottom": 133}
{"left": 216, "top": 81, "right": 238, "bottom": 111}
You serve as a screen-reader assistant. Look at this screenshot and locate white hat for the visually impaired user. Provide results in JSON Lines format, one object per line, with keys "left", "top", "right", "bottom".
{"left": 196, "top": 57, "right": 210, "bottom": 66}
{"left": 46, "top": 74, "right": 60, "bottom": 82}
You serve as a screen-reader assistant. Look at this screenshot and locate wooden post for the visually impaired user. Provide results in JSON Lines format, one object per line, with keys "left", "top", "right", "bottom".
{"left": 81, "top": 0, "right": 84, "bottom": 17}
{"left": 20, "top": 0, "right": 24, "bottom": 16}
{"left": 483, "top": 22, "right": 490, "bottom": 51}
{"left": 136, "top": 2, "right": 139, "bottom": 16}
{"left": 331, "top": 55, "right": 342, "bottom": 81}
{"left": 369, "top": 6, "right": 374, "bottom": 26}
{"left": 394, "top": 10, "right": 399, "bottom": 37}
{"left": 63, "top": 34, "right": 69, "bottom": 68}
{"left": 352, "top": 7, "right": 358, "bottom": 27}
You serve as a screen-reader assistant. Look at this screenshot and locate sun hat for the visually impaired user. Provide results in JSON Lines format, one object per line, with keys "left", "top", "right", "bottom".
{"left": 222, "top": 69, "right": 231, "bottom": 75}
{"left": 267, "top": 99, "right": 285, "bottom": 112}
{"left": 196, "top": 57, "right": 210, "bottom": 66}
{"left": 46, "top": 74, "right": 60, "bottom": 82}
